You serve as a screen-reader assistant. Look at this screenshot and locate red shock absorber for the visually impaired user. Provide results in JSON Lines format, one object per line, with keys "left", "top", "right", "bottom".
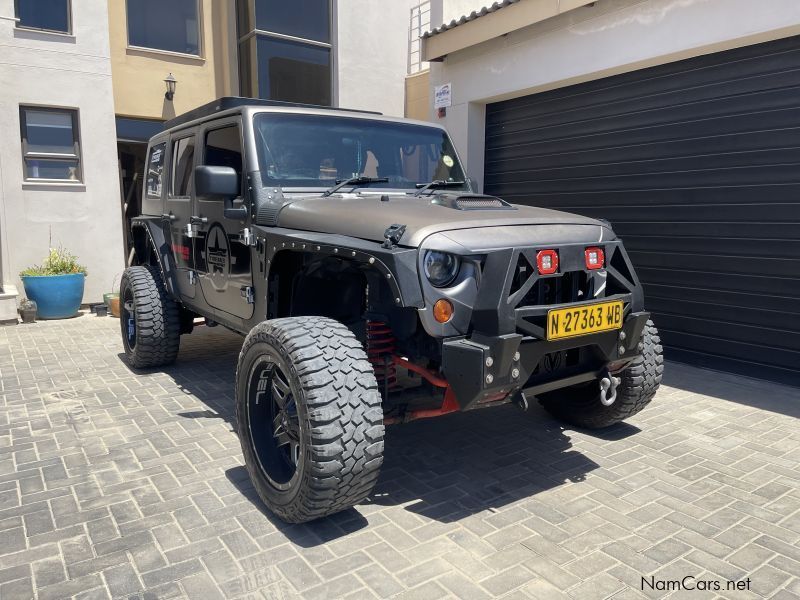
{"left": 366, "top": 321, "right": 397, "bottom": 391}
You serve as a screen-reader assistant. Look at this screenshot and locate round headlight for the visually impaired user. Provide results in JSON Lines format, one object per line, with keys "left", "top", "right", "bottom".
{"left": 423, "top": 251, "right": 460, "bottom": 287}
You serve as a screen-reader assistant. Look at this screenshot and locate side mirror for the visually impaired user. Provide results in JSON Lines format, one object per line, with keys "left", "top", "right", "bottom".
{"left": 194, "top": 165, "right": 247, "bottom": 220}
{"left": 195, "top": 165, "right": 239, "bottom": 197}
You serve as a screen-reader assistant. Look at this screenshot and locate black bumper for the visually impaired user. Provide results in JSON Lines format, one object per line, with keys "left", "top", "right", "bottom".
{"left": 441, "top": 310, "right": 650, "bottom": 410}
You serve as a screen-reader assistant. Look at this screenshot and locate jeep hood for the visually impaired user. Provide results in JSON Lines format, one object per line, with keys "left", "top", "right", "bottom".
{"left": 276, "top": 194, "right": 608, "bottom": 247}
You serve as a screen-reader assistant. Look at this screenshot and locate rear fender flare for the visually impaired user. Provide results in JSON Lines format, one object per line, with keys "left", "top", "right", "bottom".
{"left": 130, "top": 217, "right": 180, "bottom": 300}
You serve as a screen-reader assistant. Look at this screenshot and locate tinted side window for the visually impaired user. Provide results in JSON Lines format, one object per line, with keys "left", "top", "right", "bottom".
{"left": 171, "top": 136, "right": 195, "bottom": 197}
{"left": 204, "top": 126, "right": 243, "bottom": 181}
{"left": 146, "top": 142, "right": 166, "bottom": 197}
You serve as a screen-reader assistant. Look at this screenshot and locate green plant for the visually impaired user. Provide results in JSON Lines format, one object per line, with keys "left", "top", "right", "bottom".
{"left": 20, "top": 247, "right": 87, "bottom": 277}
{"left": 19, "top": 298, "right": 37, "bottom": 311}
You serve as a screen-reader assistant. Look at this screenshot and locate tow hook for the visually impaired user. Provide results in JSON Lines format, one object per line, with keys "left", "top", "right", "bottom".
{"left": 599, "top": 372, "right": 621, "bottom": 406}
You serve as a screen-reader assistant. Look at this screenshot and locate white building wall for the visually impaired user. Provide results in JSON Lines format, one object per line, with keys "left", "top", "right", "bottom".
{"left": 0, "top": 0, "right": 123, "bottom": 303}
{"left": 336, "top": 0, "right": 423, "bottom": 116}
{"left": 429, "top": 0, "right": 800, "bottom": 190}
{"left": 442, "top": 0, "right": 489, "bottom": 24}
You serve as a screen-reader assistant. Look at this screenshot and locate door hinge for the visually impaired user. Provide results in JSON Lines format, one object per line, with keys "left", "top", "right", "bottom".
{"left": 241, "top": 286, "right": 255, "bottom": 304}
{"left": 184, "top": 223, "right": 199, "bottom": 238}
{"left": 188, "top": 270, "right": 196, "bottom": 285}
{"left": 238, "top": 227, "right": 257, "bottom": 247}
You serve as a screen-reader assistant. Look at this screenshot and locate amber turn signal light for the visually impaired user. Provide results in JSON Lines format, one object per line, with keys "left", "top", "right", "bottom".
{"left": 433, "top": 299, "right": 454, "bottom": 323}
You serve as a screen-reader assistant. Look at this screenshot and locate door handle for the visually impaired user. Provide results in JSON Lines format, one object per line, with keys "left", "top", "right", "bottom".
{"left": 161, "top": 213, "right": 176, "bottom": 222}
{"left": 190, "top": 216, "right": 208, "bottom": 225}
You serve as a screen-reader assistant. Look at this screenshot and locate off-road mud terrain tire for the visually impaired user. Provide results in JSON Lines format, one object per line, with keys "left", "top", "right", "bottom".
{"left": 540, "top": 319, "right": 663, "bottom": 429}
{"left": 235, "top": 316, "right": 384, "bottom": 523}
{"left": 119, "top": 266, "right": 181, "bottom": 368}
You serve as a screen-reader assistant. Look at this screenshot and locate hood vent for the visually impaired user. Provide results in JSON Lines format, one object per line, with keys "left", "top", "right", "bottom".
{"left": 432, "top": 194, "right": 516, "bottom": 211}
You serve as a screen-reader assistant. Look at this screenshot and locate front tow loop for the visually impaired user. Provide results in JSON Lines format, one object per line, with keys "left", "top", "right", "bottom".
{"left": 599, "top": 372, "right": 621, "bottom": 406}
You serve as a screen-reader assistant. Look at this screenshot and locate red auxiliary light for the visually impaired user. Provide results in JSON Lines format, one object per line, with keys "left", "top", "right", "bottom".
{"left": 584, "top": 247, "right": 605, "bottom": 270}
{"left": 536, "top": 249, "right": 559, "bottom": 275}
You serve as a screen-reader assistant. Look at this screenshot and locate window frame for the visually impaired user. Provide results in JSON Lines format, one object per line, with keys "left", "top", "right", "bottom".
{"left": 201, "top": 121, "right": 245, "bottom": 198}
{"left": 125, "top": 0, "right": 203, "bottom": 58}
{"left": 19, "top": 105, "right": 82, "bottom": 183}
{"left": 236, "top": 0, "right": 335, "bottom": 104}
{"left": 169, "top": 132, "right": 197, "bottom": 199}
{"left": 14, "top": 0, "right": 72, "bottom": 35}
{"left": 145, "top": 141, "right": 168, "bottom": 199}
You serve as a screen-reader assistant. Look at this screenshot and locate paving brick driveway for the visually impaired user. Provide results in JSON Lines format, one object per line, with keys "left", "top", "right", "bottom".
{"left": 0, "top": 315, "right": 798, "bottom": 600}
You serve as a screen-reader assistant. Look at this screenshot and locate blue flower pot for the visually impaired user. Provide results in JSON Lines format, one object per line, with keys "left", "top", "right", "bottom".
{"left": 21, "top": 273, "right": 85, "bottom": 319}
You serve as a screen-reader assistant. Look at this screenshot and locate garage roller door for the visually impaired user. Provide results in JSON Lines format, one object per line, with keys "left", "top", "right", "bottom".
{"left": 484, "top": 35, "right": 800, "bottom": 384}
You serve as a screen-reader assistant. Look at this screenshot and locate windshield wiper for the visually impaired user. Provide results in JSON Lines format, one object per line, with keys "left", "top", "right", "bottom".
{"left": 322, "top": 176, "right": 389, "bottom": 197}
{"left": 413, "top": 180, "right": 466, "bottom": 197}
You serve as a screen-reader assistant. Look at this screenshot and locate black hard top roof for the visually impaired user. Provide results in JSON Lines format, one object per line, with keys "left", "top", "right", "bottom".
{"left": 163, "top": 97, "right": 382, "bottom": 130}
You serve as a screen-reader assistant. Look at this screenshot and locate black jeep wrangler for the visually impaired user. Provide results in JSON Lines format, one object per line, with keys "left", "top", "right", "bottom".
{"left": 121, "top": 97, "right": 663, "bottom": 523}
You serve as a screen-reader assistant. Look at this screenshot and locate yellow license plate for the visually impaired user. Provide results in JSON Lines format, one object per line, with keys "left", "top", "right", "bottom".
{"left": 547, "top": 300, "right": 624, "bottom": 340}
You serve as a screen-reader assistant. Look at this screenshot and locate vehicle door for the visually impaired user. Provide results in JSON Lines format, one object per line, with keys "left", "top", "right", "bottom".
{"left": 193, "top": 118, "right": 254, "bottom": 320}
{"left": 164, "top": 130, "right": 197, "bottom": 299}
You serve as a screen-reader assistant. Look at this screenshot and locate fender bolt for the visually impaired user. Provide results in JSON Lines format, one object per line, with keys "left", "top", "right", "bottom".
{"left": 511, "top": 368, "right": 520, "bottom": 379}
{"left": 369, "top": 257, "right": 375, "bottom": 264}
{"left": 638, "top": 342, "right": 644, "bottom": 351}
{"left": 619, "top": 345, "right": 626, "bottom": 354}
{"left": 485, "top": 357, "right": 494, "bottom": 367}
{"left": 513, "top": 352, "right": 520, "bottom": 362}
{"left": 485, "top": 374, "right": 494, "bottom": 384}
{"left": 619, "top": 331, "right": 626, "bottom": 341}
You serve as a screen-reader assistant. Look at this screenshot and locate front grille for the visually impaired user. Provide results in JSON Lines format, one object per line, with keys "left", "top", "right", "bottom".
{"left": 521, "top": 271, "right": 591, "bottom": 306}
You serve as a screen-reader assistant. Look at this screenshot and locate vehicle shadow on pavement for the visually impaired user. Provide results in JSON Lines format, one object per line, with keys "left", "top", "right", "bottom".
{"left": 117, "top": 325, "right": 638, "bottom": 544}
{"left": 367, "top": 406, "right": 623, "bottom": 523}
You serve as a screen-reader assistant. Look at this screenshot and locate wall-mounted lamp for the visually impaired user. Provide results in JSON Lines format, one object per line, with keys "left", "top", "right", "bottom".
{"left": 164, "top": 73, "right": 177, "bottom": 101}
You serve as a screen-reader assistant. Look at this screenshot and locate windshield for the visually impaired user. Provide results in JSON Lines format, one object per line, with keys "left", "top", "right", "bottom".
{"left": 253, "top": 113, "right": 467, "bottom": 191}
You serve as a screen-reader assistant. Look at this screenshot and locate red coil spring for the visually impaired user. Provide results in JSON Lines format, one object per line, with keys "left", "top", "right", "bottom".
{"left": 366, "top": 321, "right": 397, "bottom": 389}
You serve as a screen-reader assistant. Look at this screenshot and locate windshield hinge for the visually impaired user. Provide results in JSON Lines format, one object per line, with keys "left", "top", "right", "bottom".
{"left": 241, "top": 286, "right": 255, "bottom": 304}
{"left": 238, "top": 227, "right": 257, "bottom": 247}
{"left": 382, "top": 224, "right": 407, "bottom": 249}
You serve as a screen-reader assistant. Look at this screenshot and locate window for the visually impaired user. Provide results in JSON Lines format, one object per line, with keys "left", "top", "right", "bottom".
{"left": 253, "top": 0, "right": 330, "bottom": 43}
{"left": 241, "top": 36, "right": 331, "bottom": 106}
{"left": 204, "top": 126, "right": 243, "bottom": 188}
{"left": 15, "top": 0, "right": 71, "bottom": 33}
{"left": 171, "top": 136, "right": 195, "bottom": 197}
{"left": 253, "top": 114, "right": 467, "bottom": 190}
{"left": 20, "top": 107, "right": 81, "bottom": 182}
{"left": 126, "top": 0, "right": 200, "bottom": 55}
{"left": 236, "top": 0, "right": 332, "bottom": 105}
{"left": 146, "top": 142, "right": 166, "bottom": 197}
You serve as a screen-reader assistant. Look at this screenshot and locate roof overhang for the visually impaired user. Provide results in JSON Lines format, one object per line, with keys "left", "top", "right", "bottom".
{"left": 422, "top": 0, "right": 597, "bottom": 61}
